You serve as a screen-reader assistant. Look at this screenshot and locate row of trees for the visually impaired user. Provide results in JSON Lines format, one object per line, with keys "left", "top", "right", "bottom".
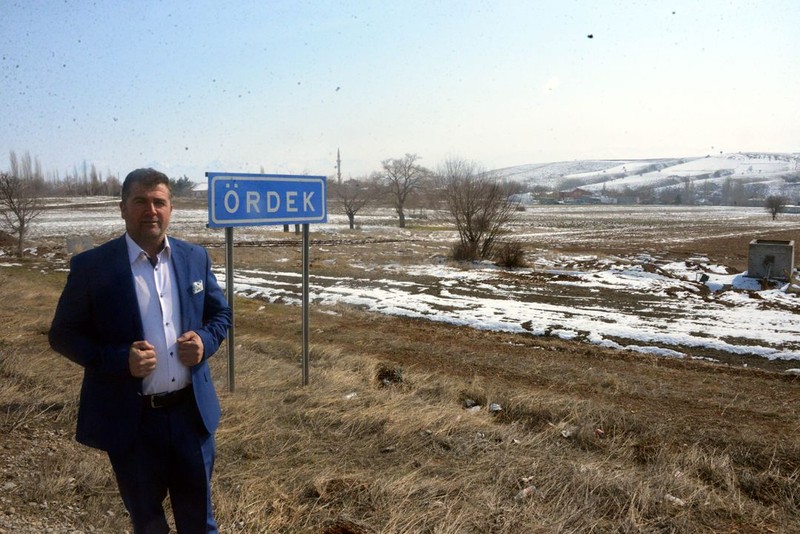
{"left": 0, "top": 151, "right": 200, "bottom": 199}
{"left": 0, "top": 151, "right": 199, "bottom": 256}
{"left": 0, "top": 150, "right": 521, "bottom": 263}
{"left": 331, "top": 153, "right": 432, "bottom": 231}
{"left": 3, "top": 149, "right": 792, "bottom": 263}
{"left": 331, "top": 154, "right": 522, "bottom": 263}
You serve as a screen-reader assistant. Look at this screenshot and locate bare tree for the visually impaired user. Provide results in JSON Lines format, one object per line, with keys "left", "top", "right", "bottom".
{"left": 89, "top": 163, "right": 101, "bottom": 195}
{"left": 1, "top": 151, "right": 44, "bottom": 255}
{"left": 104, "top": 174, "right": 122, "bottom": 197}
{"left": 10, "top": 150, "right": 45, "bottom": 191}
{"left": 436, "top": 158, "right": 519, "bottom": 260}
{"left": 765, "top": 195, "right": 788, "bottom": 220}
{"left": 380, "top": 153, "right": 428, "bottom": 228}
{"left": 331, "top": 178, "right": 371, "bottom": 229}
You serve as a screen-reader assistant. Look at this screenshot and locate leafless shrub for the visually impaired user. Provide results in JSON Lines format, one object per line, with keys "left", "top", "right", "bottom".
{"left": 493, "top": 240, "right": 527, "bottom": 268}
{"left": 436, "top": 158, "right": 519, "bottom": 260}
{"left": 450, "top": 241, "right": 479, "bottom": 261}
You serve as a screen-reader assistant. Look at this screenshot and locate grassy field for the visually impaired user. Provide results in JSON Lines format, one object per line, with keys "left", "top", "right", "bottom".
{"left": 1, "top": 205, "right": 800, "bottom": 533}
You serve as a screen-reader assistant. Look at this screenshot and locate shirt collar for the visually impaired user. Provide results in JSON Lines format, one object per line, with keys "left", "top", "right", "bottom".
{"left": 125, "top": 233, "right": 172, "bottom": 265}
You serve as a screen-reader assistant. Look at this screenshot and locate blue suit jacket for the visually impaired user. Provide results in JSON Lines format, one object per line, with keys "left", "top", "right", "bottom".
{"left": 49, "top": 235, "right": 232, "bottom": 454}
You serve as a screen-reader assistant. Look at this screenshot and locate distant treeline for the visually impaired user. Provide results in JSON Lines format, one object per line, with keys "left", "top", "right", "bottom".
{"left": 5, "top": 151, "right": 195, "bottom": 197}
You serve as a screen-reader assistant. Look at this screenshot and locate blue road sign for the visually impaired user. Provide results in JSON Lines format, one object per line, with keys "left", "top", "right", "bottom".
{"left": 207, "top": 172, "right": 327, "bottom": 227}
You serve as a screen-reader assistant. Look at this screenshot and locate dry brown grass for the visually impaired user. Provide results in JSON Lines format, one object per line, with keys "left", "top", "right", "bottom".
{"left": 1, "top": 238, "right": 800, "bottom": 532}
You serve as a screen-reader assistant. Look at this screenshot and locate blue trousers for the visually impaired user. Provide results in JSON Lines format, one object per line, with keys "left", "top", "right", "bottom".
{"left": 108, "top": 397, "right": 217, "bottom": 533}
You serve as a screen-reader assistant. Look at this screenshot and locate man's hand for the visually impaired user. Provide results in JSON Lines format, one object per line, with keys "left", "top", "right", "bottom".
{"left": 177, "top": 331, "right": 204, "bottom": 367}
{"left": 129, "top": 340, "right": 157, "bottom": 377}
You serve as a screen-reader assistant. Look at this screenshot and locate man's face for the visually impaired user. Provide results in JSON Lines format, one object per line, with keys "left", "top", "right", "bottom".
{"left": 120, "top": 182, "right": 173, "bottom": 248}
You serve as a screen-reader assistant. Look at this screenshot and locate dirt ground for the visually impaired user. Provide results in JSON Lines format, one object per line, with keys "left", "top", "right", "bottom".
{"left": 2, "top": 204, "right": 800, "bottom": 532}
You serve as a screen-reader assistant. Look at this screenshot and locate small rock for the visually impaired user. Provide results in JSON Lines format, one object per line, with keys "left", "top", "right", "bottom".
{"left": 664, "top": 494, "right": 686, "bottom": 507}
{"left": 560, "top": 426, "right": 577, "bottom": 439}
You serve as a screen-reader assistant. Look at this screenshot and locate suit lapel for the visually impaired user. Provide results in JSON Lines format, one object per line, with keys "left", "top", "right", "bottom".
{"left": 170, "top": 239, "right": 192, "bottom": 333}
{"left": 108, "top": 235, "right": 146, "bottom": 339}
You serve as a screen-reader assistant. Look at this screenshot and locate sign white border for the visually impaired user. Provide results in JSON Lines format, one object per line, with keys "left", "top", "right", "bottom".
{"left": 207, "top": 173, "right": 327, "bottom": 227}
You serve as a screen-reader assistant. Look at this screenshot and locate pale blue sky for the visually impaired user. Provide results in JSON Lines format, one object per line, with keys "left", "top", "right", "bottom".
{"left": 1, "top": 0, "right": 798, "bottom": 181}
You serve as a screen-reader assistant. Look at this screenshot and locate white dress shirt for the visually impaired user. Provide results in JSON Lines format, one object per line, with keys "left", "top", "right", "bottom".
{"left": 125, "top": 234, "right": 190, "bottom": 395}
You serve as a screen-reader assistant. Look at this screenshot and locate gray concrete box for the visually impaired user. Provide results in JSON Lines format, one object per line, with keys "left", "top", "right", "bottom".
{"left": 747, "top": 239, "right": 794, "bottom": 280}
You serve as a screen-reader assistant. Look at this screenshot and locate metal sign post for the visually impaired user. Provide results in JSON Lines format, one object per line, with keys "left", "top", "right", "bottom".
{"left": 302, "top": 224, "right": 310, "bottom": 386}
{"left": 225, "top": 226, "right": 235, "bottom": 392}
{"left": 207, "top": 172, "right": 327, "bottom": 389}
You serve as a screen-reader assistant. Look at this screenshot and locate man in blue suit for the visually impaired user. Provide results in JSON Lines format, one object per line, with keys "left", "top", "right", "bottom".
{"left": 49, "top": 168, "right": 231, "bottom": 533}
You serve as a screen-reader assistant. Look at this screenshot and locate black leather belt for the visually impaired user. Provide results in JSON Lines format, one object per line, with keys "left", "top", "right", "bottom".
{"left": 143, "top": 385, "right": 193, "bottom": 409}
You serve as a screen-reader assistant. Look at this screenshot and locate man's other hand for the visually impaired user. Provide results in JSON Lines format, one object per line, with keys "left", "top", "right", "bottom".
{"left": 129, "top": 340, "right": 157, "bottom": 377}
{"left": 177, "top": 331, "right": 204, "bottom": 367}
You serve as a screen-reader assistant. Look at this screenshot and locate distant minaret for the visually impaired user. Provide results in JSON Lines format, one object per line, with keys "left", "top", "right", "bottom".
{"left": 337, "top": 148, "right": 342, "bottom": 185}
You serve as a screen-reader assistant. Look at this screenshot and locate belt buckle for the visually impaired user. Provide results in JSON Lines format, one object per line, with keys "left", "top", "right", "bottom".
{"left": 149, "top": 393, "right": 164, "bottom": 409}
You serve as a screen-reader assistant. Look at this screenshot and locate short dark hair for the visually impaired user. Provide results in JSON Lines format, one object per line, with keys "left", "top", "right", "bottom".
{"left": 121, "top": 168, "right": 171, "bottom": 202}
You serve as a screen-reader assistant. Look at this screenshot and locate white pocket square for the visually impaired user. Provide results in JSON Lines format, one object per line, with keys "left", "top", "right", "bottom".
{"left": 192, "top": 280, "right": 204, "bottom": 294}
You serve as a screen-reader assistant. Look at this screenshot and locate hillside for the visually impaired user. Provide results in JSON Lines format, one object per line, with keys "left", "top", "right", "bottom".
{"left": 495, "top": 152, "right": 800, "bottom": 196}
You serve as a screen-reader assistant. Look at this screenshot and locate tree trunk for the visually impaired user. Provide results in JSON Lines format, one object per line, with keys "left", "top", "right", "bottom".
{"left": 15, "top": 222, "right": 25, "bottom": 256}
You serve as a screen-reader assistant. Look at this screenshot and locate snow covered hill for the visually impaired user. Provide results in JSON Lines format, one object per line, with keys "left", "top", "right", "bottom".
{"left": 494, "top": 152, "right": 800, "bottom": 195}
